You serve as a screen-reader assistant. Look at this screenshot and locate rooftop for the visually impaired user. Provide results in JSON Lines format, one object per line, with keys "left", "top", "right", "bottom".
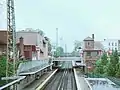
{"left": 17, "top": 60, "right": 52, "bottom": 75}
{"left": 94, "top": 41, "right": 104, "bottom": 50}
{"left": 84, "top": 36, "right": 94, "bottom": 41}
{"left": 16, "top": 31, "right": 45, "bottom": 45}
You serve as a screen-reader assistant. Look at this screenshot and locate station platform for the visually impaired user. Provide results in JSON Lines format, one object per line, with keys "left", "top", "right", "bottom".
{"left": 0, "top": 60, "right": 54, "bottom": 90}
{"left": 17, "top": 60, "right": 53, "bottom": 75}
{"left": 74, "top": 68, "right": 92, "bottom": 90}
{"left": 23, "top": 69, "right": 57, "bottom": 90}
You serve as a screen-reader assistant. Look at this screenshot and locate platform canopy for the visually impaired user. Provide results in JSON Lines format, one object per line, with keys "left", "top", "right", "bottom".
{"left": 17, "top": 60, "right": 50, "bottom": 75}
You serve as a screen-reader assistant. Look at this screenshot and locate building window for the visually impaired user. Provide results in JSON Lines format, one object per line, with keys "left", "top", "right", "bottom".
{"left": 118, "top": 40, "right": 120, "bottom": 44}
{"left": 109, "top": 43, "right": 110, "bottom": 46}
{"left": 112, "top": 42, "right": 114, "bottom": 46}
{"left": 112, "top": 48, "right": 113, "bottom": 50}
{"left": 115, "top": 43, "right": 117, "bottom": 46}
{"left": 97, "top": 51, "right": 99, "bottom": 55}
{"left": 88, "top": 42, "right": 89, "bottom": 45}
{"left": 87, "top": 52, "right": 91, "bottom": 56}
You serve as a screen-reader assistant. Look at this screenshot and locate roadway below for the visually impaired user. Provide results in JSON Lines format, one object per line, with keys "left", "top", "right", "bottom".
{"left": 43, "top": 69, "right": 77, "bottom": 90}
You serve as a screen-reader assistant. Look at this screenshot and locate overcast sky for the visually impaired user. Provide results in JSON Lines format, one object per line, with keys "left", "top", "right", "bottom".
{"left": 1, "top": 0, "right": 120, "bottom": 52}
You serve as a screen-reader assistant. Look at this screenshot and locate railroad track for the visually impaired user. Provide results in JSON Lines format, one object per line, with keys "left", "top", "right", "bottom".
{"left": 57, "top": 61, "right": 77, "bottom": 90}
{"left": 44, "top": 61, "right": 77, "bottom": 90}
{"left": 43, "top": 70, "right": 63, "bottom": 90}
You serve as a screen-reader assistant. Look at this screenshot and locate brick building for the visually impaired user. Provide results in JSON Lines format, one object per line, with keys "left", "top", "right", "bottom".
{"left": 0, "top": 30, "right": 49, "bottom": 60}
{"left": 0, "top": 30, "right": 7, "bottom": 55}
{"left": 16, "top": 30, "right": 49, "bottom": 60}
{"left": 83, "top": 34, "right": 103, "bottom": 71}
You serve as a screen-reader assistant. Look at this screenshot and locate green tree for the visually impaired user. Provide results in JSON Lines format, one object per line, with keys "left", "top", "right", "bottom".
{"left": 36, "top": 29, "right": 45, "bottom": 36}
{"left": 94, "top": 50, "right": 120, "bottom": 77}
{"left": 113, "top": 49, "right": 119, "bottom": 65}
{"left": 0, "top": 56, "right": 25, "bottom": 77}
{"left": 111, "top": 50, "right": 119, "bottom": 65}
{"left": 116, "top": 62, "right": 120, "bottom": 77}
{"left": 101, "top": 53, "right": 108, "bottom": 65}
{"left": 109, "top": 50, "right": 119, "bottom": 76}
{"left": 74, "top": 40, "right": 82, "bottom": 51}
{"left": 106, "top": 63, "right": 115, "bottom": 76}
{"left": 0, "top": 56, "right": 14, "bottom": 77}
{"left": 95, "top": 59, "right": 104, "bottom": 74}
{"left": 72, "top": 40, "right": 82, "bottom": 56}
{"left": 54, "top": 47, "right": 64, "bottom": 57}
{"left": 116, "top": 69, "right": 120, "bottom": 78}
{"left": 0, "top": 56, "right": 6, "bottom": 77}
{"left": 71, "top": 51, "right": 76, "bottom": 56}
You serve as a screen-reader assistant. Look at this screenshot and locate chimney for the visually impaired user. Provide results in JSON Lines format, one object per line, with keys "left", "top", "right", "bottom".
{"left": 92, "top": 34, "right": 94, "bottom": 40}
{"left": 19, "top": 37, "right": 24, "bottom": 58}
{"left": 19, "top": 37, "right": 23, "bottom": 43}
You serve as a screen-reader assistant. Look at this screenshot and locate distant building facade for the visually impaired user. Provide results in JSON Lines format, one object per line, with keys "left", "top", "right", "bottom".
{"left": 0, "top": 30, "right": 7, "bottom": 55}
{"left": 0, "top": 29, "right": 49, "bottom": 60}
{"left": 16, "top": 30, "right": 49, "bottom": 60}
{"left": 83, "top": 34, "right": 103, "bottom": 71}
{"left": 118, "top": 40, "right": 120, "bottom": 52}
{"left": 102, "top": 39, "right": 120, "bottom": 53}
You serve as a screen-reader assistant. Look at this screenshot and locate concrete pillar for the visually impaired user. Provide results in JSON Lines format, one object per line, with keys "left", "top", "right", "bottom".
{"left": 19, "top": 37, "right": 24, "bottom": 58}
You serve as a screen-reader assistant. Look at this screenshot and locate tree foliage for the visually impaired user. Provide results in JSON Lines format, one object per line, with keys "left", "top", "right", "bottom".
{"left": 106, "top": 63, "right": 115, "bottom": 76}
{"left": 0, "top": 56, "right": 6, "bottom": 77}
{"left": 101, "top": 53, "right": 108, "bottom": 65}
{"left": 54, "top": 47, "right": 64, "bottom": 57}
{"left": 74, "top": 40, "right": 82, "bottom": 51}
{"left": 72, "top": 40, "right": 82, "bottom": 56}
{"left": 94, "top": 53, "right": 107, "bottom": 74}
{"left": 111, "top": 49, "right": 119, "bottom": 65}
{"left": 36, "top": 29, "right": 45, "bottom": 36}
{"left": 0, "top": 56, "right": 26, "bottom": 77}
{"left": 95, "top": 59, "right": 104, "bottom": 74}
{"left": 115, "top": 62, "right": 120, "bottom": 77}
{"left": 94, "top": 49, "right": 120, "bottom": 77}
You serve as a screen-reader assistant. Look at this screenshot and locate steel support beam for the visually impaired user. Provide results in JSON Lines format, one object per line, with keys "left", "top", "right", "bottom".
{"left": 6, "top": 0, "right": 16, "bottom": 77}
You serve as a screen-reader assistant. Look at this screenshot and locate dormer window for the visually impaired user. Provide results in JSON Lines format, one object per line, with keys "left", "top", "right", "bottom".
{"left": 43, "top": 40, "right": 46, "bottom": 47}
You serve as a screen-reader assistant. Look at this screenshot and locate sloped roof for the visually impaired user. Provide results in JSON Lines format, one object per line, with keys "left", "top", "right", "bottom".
{"left": 16, "top": 31, "right": 43, "bottom": 45}
{"left": 84, "top": 36, "right": 94, "bottom": 41}
{"left": 94, "top": 41, "right": 104, "bottom": 50}
{"left": 82, "top": 40, "right": 104, "bottom": 50}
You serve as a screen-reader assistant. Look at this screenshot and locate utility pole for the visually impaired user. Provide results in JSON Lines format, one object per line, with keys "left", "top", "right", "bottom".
{"left": 56, "top": 28, "right": 58, "bottom": 48}
{"left": 6, "top": 0, "right": 17, "bottom": 77}
{"left": 65, "top": 44, "right": 67, "bottom": 57}
{"left": 60, "top": 37, "right": 63, "bottom": 47}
